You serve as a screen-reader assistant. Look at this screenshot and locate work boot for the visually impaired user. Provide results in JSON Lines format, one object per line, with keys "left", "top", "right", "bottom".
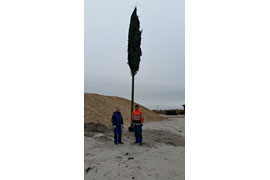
{"left": 119, "top": 142, "right": 124, "bottom": 144}
{"left": 115, "top": 142, "right": 118, "bottom": 145}
{"left": 139, "top": 142, "right": 142, "bottom": 145}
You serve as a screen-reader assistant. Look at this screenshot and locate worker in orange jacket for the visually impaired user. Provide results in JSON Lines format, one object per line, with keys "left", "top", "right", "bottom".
{"left": 131, "top": 104, "right": 144, "bottom": 145}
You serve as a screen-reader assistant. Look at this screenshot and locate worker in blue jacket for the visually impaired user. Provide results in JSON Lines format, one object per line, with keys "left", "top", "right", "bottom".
{"left": 111, "top": 107, "right": 124, "bottom": 145}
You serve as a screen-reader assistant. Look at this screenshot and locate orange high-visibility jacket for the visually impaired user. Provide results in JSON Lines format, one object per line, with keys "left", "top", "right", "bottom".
{"left": 131, "top": 109, "right": 144, "bottom": 125}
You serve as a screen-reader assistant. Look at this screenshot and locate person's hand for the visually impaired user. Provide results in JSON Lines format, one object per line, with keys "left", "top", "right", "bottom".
{"left": 141, "top": 124, "right": 143, "bottom": 127}
{"left": 130, "top": 122, "right": 134, "bottom": 127}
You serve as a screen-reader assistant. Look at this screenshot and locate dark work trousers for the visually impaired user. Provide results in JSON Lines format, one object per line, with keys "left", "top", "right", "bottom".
{"left": 113, "top": 127, "right": 122, "bottom": 143}
{"left": 134, "top": 125, "right": 142, "bottom": 143}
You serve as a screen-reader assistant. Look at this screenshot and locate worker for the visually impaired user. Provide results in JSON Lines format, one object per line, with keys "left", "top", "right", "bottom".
{"left": 111, "top": 107, "right": 124, "bottom": 145}
{"left": 131, "top": 104, "right": 144, "bottom": 145}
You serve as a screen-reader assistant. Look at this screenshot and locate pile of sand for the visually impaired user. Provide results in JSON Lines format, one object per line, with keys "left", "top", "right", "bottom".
{"left": 84, "top": 93, "right": 166, "bottom": 126}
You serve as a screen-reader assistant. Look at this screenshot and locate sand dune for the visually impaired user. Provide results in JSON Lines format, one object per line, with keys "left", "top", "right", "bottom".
{"left": 84, "top": 93, "right": 166, "bottom": 126}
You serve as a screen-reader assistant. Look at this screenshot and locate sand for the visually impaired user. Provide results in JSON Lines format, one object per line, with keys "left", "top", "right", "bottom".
{"left": 84, "top": 93, "right": 166, "bottom": 126}
{"left": 84, "top": 115, "right": 185, "bottom": 180}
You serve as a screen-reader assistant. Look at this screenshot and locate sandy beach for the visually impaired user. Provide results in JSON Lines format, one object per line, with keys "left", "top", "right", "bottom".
{"left": 84, "top": 115, "right": 185, "bottom": 180}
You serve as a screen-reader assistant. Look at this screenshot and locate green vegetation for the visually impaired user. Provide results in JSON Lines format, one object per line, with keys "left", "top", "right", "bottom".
{"left": 127, "top": 7, "right": 142, "bottom": 118}
{"left": 153, "top": 109, "right": 185, "bottom": 115}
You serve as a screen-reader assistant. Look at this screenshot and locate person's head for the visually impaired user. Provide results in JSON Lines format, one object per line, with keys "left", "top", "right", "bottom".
{"left": 135, "top": 105, "right": 139, "bottom": 109}
{"left": 116, "top": 107, "right": 120, "bottom": 112}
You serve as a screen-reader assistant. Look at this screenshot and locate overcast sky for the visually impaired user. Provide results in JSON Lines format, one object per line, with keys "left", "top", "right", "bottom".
{"left": 85, "top": 0, "right": 185, "bottom": 110}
